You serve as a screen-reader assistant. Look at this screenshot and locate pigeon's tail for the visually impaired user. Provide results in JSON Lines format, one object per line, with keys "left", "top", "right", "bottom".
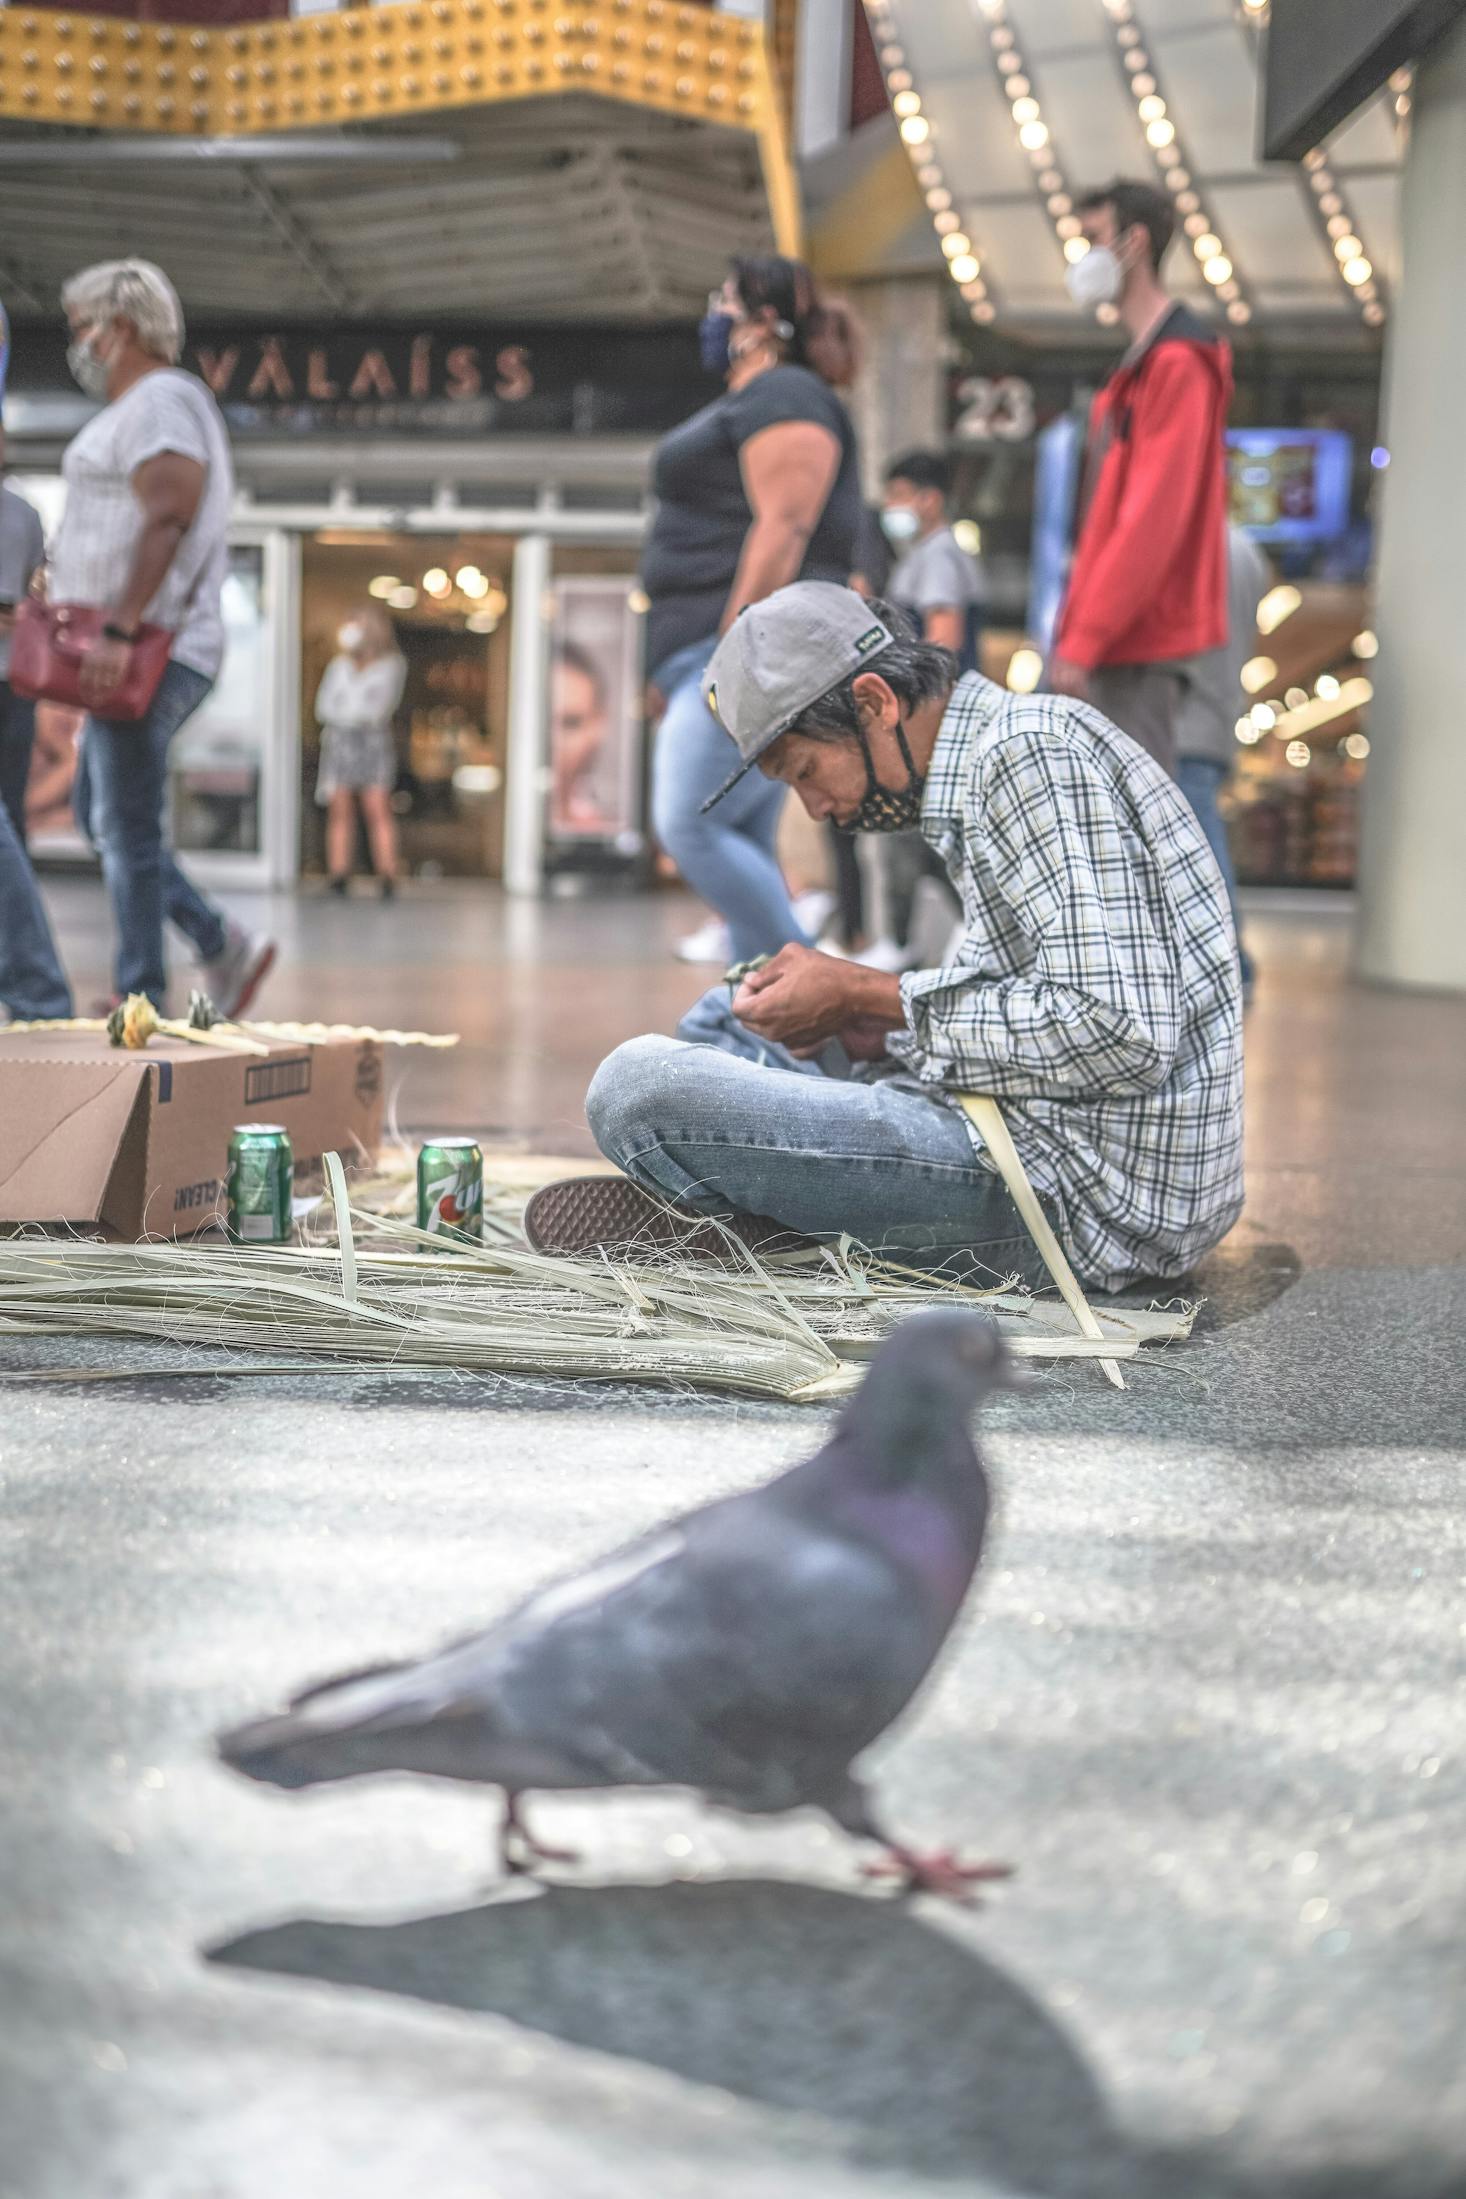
{"left": 216, "top": 1660, "right": 423, "bottom": 1790}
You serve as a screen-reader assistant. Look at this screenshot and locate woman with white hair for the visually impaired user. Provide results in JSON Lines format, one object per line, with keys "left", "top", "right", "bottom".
{"left": 49, "top": 257, "right": 274, "bottom": 1013}
{"left": 314, "top": 603, "right": 406, "bottom": 896}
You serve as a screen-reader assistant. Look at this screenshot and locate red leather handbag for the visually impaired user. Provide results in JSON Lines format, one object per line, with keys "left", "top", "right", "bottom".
{"left": 9, "top": 600, "right": 174, "bottom": 722}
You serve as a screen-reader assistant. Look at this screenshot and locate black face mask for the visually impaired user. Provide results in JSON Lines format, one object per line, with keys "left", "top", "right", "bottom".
{"left": 838, "top": 716, "right": 926, "bottom": 835}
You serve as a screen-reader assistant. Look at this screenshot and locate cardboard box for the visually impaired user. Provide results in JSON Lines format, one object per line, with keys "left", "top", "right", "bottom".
{"left": 0, "top": 1027, "right": 384, "bottom": 1238}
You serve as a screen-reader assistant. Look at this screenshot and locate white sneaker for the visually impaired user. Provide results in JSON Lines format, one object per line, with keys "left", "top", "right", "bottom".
{"left": 674, "top": 917, "right": 733, "bottom": 966}
{"left": 855, "top": 935, "right": 913, "bottom": 974}
{"left": 200, "top": 920, "right": 277, "bottom": 1019}
{"left": 791, "top": 887, "right": 837, "bottom": 938}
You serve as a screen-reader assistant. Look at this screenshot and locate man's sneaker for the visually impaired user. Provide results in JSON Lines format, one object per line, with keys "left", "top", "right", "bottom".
{"left": 523, "top": 1174, "right": 814, "bottom": 1264}
{"left": 200, "top": 920, "right": 277, "bottom": 1021}
{"left": 673, "top": 916, "right": 732, "bottom": 965}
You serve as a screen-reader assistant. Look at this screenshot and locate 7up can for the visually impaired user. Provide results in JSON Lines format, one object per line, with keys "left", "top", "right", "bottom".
{"left": 226, "top": 1124, "right": 294, "bottom": 1244}
{"left": 417, "top": 1137, "right": 483, "bottom": 1243}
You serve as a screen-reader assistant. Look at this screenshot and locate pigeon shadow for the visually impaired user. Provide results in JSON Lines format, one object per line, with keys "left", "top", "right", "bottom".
{"left": 207, "top": 1876, "right": 1463, "bottom": 2198}
{"left": 208, "top": 1875, "right": 1130, "bottom": 2189}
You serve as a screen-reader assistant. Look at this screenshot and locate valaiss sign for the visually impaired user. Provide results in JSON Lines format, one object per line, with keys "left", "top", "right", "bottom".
{"left": 8, "top": 321, "right": 706, "bottom": 437}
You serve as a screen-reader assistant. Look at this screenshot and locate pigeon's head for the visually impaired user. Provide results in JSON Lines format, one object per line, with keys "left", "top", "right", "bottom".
{"left": 842, "top": 1311, "right": 1031, "bottom": 1478}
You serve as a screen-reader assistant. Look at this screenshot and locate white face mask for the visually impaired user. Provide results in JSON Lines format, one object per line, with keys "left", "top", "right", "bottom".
{"left": 67, "top": 328, "right": 113, "bottom": 401}
{"left": 880, "top": 506, "right": 921, "bottom": 546}
{"left": 1065, "top": 243, "right": 1125, "bottom": 311}
{"left": 338, "top": 621, "right": 366, "bottom": 652}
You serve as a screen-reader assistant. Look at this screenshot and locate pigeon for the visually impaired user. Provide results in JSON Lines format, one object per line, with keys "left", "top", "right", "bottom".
{"left": 217, "top": 1309, "right": 1029, "bottom": 1899}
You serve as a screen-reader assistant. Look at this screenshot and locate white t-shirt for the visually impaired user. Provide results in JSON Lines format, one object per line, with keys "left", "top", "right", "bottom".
{"left": 315, "top": 652, "right": 407, "bottom": 733}
{"left": 52, "top": 367, "right": 234, "bottom": 679}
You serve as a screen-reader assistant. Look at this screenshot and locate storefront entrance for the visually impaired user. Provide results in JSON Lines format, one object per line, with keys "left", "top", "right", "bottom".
{"left": 300, "top": 531, "right": 514, "bottom": 882}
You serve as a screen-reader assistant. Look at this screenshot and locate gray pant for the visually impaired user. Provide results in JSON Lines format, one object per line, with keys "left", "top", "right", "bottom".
{"left": 1088, "top": 662, "right": 1184, "bottom": 778}
{"left": 587, "top": 987, "right": 1054, "bottom": 1287}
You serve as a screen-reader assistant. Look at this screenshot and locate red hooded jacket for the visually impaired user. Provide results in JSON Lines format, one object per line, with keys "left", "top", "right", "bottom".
{"left": 1055, "top": 304, "right": 1233, "bottom": 669}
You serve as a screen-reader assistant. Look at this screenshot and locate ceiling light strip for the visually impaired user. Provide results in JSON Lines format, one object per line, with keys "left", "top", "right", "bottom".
{"left": 974, "top": 0, "right": 1113, "bottom": 322}
{"left": 1295, "top": 144, "right": 1388, "bottom": 329}
{"left": 862, "top": 0, "right": 999, "bottom": 324}
{"left": 1098, "top": 0, "right": 1254, "bottom": 329}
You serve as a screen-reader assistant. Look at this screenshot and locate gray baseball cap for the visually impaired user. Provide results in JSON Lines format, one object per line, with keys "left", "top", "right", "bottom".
{"left": 699, "top": 582, "right": 894, "bottom": 811}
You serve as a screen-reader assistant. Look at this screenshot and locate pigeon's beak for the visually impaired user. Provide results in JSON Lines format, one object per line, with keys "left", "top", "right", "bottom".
{"left": 996, "top": 1357, "right": 1040, "bottom": 1394}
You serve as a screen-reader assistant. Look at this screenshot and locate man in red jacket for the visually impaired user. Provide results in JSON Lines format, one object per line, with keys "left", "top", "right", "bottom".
{"left": 1047, "top": 179, "right": 1233, "bottom": 777}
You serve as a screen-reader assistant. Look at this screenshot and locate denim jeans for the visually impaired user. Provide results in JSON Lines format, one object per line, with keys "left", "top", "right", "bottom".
{"left": 651, "top": 636, "right": 810, "bottom": 965}
{"left": 0, "top": 681, "right": 71, "bottom": 1018}
{"left": 1176, "top": 755, "right": 1253, "bottom": 986}
{"left": 81, "top": 660, "right": 227, "bottom": 1004}
{"left": 587, "top": 985, "right": 1052, "bottom": 1286}
{"left": 0, "top": 679, "right": 36, "bottom": 845}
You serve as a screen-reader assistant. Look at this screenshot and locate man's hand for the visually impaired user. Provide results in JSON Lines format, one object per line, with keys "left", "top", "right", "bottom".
{"left": 733, "top": 945, "right": 903, "bottom": 1058}
{"left": 1045, "top": 656, "right": 1091, "bottom": 702}
{"left": 79, "top": 634, "right": 134, "bottom": 707}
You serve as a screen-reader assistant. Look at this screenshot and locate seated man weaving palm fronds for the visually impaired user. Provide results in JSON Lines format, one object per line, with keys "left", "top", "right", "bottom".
{"left": 529, "top": 584, "right": 1243, "bottom": 1294}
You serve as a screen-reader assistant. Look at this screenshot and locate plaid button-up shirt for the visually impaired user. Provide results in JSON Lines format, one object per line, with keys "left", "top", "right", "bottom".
{"left": 884, "top": 673, "right": 1244, "bottom": 1290}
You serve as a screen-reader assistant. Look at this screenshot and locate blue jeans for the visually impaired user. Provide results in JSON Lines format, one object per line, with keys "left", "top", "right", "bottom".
{"left": 587, "top": 985, "right": 1050, "bottom": 1285}
{"left": 1176, "top": 756, "right": 1253, "bottom": 987}
{"left": 80, "top": 661, "right": 227, "bottom": 1005}
{"left": 0, "top": 682, "right": 71, "bottom": 1018}
{"left": 651, "top": 636, "right": 810, "bottom": 965}
{"left": 0, "top": 679, "right": 36, "bottom": 846}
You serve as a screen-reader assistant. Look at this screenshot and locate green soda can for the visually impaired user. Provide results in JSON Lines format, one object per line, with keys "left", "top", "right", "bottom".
{"left": 226, "top": 1123, "right": 294, "bottom": 1245}
{"left": 417, "top": 1137, "right": 484, "bottom": 1242}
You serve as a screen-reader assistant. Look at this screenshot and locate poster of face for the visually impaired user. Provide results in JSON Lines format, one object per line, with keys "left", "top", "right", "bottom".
{"left": 547, "top": 576, "right": 644, "bottom": 843}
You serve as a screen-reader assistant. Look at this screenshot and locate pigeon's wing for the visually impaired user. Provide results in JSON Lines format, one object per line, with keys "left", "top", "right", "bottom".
{"left": 484, "top": 1492, "right": 942, "bottom": 1809}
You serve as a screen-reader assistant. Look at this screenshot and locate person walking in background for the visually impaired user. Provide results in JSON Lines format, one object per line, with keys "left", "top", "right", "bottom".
{"left": 642, "top": 255, "right": 864, "bottom": 966}
{"left": 53, "top": 258, "right": 274, "bottom": 1014}
{"left": 1175, "top": 523, "right": 1270, "bottom": 998}
{"left": 881, "top": 449, "right": 985, "bottom": 667}
{"left": 859, "top": 450, "right": 985, "bottom": 971}
{"left": 314, "top": 605, "right": 406, "bottom": 897}
{"left": 1046, "top": 179, "right": 1232, "bottom": 777}
{"left": 0, "top": 305, "right": 72, "bottom": 1024}
{"left": 0, "top": 474, "right": 74, "bottom": 1023}
{"left": 0, "top": 476, "right": 46, "bottom": 856}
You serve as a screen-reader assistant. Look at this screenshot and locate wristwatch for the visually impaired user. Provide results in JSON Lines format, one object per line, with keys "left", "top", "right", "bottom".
{"left": 102, "top": 619, "right": 139, "bottom": 643}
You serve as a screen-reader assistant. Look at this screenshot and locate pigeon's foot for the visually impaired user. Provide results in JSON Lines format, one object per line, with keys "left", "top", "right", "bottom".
{"left": 499, "top": 1795, "right": 580, "bottom": 1877}
{"left": 863, "top": 1847, "right": 1014, "bottom": 1905}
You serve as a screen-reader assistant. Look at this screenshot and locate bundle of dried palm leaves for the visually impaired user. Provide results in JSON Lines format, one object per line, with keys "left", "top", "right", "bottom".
{"left": 0, "top": 1153, "right": 1193, "bottom": 1401}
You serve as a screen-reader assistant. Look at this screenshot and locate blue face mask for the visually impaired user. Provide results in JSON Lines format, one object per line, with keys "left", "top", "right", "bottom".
{"left": 699, "top": 310, "right": 736, "bottom": 375}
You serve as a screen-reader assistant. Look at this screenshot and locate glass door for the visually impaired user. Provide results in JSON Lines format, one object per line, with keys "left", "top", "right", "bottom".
{"left": 169, "top": 525, "right": 299, "bottom": 889}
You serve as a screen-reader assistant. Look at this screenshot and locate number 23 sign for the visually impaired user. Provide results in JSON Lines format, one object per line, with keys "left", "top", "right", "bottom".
{"left": 953, "top": 375, "right": 1036, "bottom": 443}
